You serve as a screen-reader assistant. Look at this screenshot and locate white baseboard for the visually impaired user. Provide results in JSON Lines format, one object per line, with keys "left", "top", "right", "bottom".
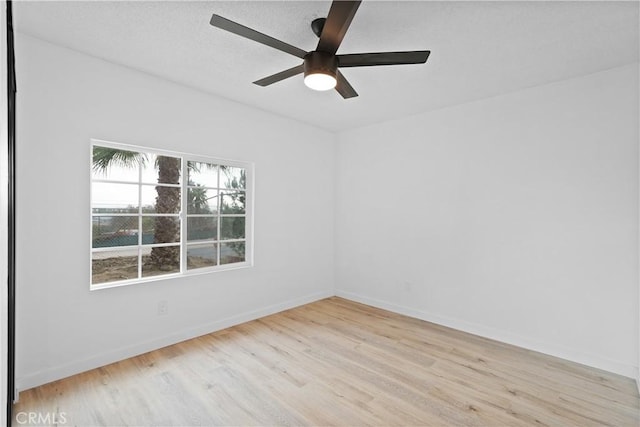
{"left": 16, "top": 290, "right": 332, "bottom": 392}
{"left": 336, "top": 290, "right": 638, "bottom": 380}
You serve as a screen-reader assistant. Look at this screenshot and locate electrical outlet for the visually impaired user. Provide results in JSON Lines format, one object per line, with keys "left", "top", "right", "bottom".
{"left": 158, "top": 300, "right": 169, "bottom": 316}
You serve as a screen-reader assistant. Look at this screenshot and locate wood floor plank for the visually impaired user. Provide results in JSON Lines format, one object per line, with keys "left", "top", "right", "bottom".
{"left": 13, "top": 297, "right": 640, "bottom": 426}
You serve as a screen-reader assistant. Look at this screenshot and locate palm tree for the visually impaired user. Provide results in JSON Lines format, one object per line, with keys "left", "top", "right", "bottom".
{"left": 186, "top": 182, "right": 214, "bottom": 242}
{"left": 187, "top": 183, "right": 211, "bottom": 214}
{"left": 92, "top": 146, "right": 180, "bottom": 270}
{"left": 221, "top": 169, "right": 246, "bottom": 258}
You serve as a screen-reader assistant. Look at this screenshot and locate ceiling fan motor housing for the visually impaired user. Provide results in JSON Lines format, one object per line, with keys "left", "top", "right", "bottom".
{"left": 304, "top": 51, "right": 338, "bottom": 79}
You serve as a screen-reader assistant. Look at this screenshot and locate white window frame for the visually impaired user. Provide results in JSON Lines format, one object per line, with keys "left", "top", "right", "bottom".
{"left": 90, "top": 139, "right": 254, "bottom": 290}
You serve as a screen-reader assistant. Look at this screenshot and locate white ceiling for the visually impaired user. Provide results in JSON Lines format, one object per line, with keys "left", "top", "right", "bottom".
{"left": 13, "top": 1, "right": 640, "bottom": 132}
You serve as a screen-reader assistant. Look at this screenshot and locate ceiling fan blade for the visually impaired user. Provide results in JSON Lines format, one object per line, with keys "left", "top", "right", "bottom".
{"left": 210, "top": 14, "right": 308, "bottom": 59}
{"left": 316, "top": 1, "right": 361, "bottom": 55}
{"left": 335, "top": 70, "right": 358, "bottom": 99}
{"left": 253, "top": 64, "right": 305, "bottom": 87}
{"left": 338, "top": 51, "right": 430, "bottom": 67}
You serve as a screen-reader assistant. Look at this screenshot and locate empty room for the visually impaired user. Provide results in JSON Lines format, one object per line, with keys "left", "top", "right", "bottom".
{"left": 1, "top": 0, "right": 639, "bottom": 425}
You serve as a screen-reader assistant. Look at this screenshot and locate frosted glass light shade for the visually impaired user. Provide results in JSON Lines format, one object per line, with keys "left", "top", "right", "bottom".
{"left": 304, "top": 73, "right": 337, "bottom": 91}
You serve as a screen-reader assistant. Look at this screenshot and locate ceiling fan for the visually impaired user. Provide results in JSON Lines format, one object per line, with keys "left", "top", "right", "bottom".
{"left": 210, "top": 0, "right": 430, "bottom": 99}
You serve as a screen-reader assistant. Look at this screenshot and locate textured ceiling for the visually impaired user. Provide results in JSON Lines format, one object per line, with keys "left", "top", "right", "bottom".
{"left": 13, "top": 1, "right": 640, "bottom": 132}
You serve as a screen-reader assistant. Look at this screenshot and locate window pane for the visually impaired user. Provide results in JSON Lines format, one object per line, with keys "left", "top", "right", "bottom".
{"left": 92, "top": 216, "right": 139, "bottom": 248}
{"left": 92, "top": 146, "right": 141, "bottom": 182}
{"left": 221, "top": 167, "right": 245, "bottom": 189}
{"left": 142, "top": 245, "right": 180, "bottom": 277}
{"left": 141, "top": 154, "right": 182, "bottom": 185}
{"left": 92, "top": 249, "right": 139, "bottom": 284}
{"left": 144, "top": 216, "right": 180, "bottom": 244}
{"left": 141, "top": 185, "right": 181, "bottom": 214}
{"left": 91, "top": 142, "right": 252, "bottom": 287}
{"left": 187, "top": 217, "right": 217, "bottom": 242}
{"left": 187, "top": 244, "right": 218, "bottom": 270}
{"left": 220, "top": 242, "right": 245, "bottom": 265}
{"left": 188, "top": 161, "right": 218, "bottom": 188}
{"left": 220, "top": 217, "right": 245, "bottom": 240}
{"left": 92, "top": 182, "right": 138, "bottom": 213}
{"left": 220, "top": 191, "right": 245, "bottom": 214}
{"left": 187, "top": 187, "right": 218, "bottom": 214}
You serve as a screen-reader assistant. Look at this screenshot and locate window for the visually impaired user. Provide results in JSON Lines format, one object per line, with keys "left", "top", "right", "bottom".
{"left": 90, "top": 140, "right": 252, "bottom": 289}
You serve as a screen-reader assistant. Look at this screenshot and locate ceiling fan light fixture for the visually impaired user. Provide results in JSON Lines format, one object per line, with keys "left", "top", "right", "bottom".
{"left": 303, "top": 51, "right": 338, "bottom": 91}
{"left": 304, "top": 72, "right": 337, "bottom": 91}
{"left": 210, "top": 1, "right": 430, "bottom": 99}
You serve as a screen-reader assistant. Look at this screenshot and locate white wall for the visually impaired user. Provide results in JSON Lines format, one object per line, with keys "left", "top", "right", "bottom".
{"left": 14, "top": 34, "right": 335, "bottom": 390}
{"left": 335, "top": 63, "right": 639, "bottom": 378}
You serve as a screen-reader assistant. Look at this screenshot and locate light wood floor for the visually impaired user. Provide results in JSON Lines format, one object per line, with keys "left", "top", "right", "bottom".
{"left": 13, "top": 297, "right": 640, "bottom": 426}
